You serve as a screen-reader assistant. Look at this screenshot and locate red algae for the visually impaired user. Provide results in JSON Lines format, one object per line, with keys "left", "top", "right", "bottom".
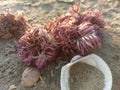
{"left": 0, "top": 9, "right": 30, "bottom": 39}
{"left": 18, "top": 3, "right": 106, "bottom": 69}
{"left": 17, "top": 25, "right": 57, "bottom": 69}
{"left": 44, "top": 3, "right": 105, "bottom": 56}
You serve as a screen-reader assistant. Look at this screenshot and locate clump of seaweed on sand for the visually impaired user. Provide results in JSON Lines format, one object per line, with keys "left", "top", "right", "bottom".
{"left": 0, "top": 9, "right": 30, "bottom": 39}
{"left": 17, "top": 25, "right": 57, "bottom": 69}
{"left": 1, "top": 3, "right": 106, "bottom": 87}
{"left": 45, "top": 3, "right": 105, "bottom": 57}
{"left": 18, "top": 3, "right": 105, "bottom": 69}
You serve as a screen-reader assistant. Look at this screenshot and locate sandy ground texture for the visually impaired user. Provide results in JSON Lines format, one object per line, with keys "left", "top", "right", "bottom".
{"left": 0, "top": 0, "right": 120, "bottom": 90}
{"left": 69, "top": 62, "right": 104, "bottom": 90}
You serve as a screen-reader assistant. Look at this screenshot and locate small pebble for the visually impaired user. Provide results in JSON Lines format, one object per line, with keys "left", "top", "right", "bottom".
{"left": 8, "top": 85, "right": 16, "bottom": 90}
{"left": 56, "top": 0, "right": 74, "bottom": 3}
{"left": 80, "top": 0, "right": 85, "bottom": 3}
{"left": 21, "top": 67, "right": 40, "bottom": 87}
{"left": 107, "top": 0, "right": 111, "bottom": 2}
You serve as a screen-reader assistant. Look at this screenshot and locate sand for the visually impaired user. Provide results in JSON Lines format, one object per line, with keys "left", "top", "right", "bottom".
{"left": 69, "top": 62, "right": 104, "bottom": 90}
{"left": 0, "top": 0, "right": 120, "bottom": 90}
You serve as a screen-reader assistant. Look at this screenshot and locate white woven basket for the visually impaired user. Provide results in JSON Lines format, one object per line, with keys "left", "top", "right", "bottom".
{"left": 61, "top": 54, "right": 112, "bottom": 90}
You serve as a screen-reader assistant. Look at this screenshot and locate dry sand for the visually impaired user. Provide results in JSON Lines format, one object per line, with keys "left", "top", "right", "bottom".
{"left": 0, "top": 0, "right": 120, "bottom": 90}
{"left": 69, "top": 62, "right": 104, "bottom": 90}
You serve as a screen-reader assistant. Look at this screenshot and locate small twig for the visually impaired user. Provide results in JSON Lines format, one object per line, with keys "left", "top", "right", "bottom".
{"left": 39, "top": 75, "right": 47, "bottom": 87}
{"left": 56, "top": 0, "right": 74, "bottom": 3}
{"left": 51, "top": 70, "right": 54, "bottom": 77}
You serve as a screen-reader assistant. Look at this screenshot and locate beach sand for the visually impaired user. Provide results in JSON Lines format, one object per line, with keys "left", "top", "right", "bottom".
{"left": 0, "top": 0, "right": 120, "bottom": 90}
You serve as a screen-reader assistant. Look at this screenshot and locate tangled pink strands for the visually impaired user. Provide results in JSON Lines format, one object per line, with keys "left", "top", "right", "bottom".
{"left": 17, "top": 3, "right": 106, "bottom": 69}
{"left": 82, "top": 7, "right": 106, "bottom": 28}
{"left": 0, "top": 9, "right": 30, "bottom": 39}
{"left": 44, "top": 3, "right": 105, "bottom": 56}
{"left": 75, "top": 22, "right": 102, "bottom": 56}
{"left": 17, "top": 25, "right": 57, "bottom": 69}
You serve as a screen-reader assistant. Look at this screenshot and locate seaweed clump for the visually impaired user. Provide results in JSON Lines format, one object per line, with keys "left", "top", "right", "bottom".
{"left": 17, "top": 25, "right": 57, "bottom": 69}
{"left": 45, "top": 3, "right": 105, "bottom": 56}
{"left": 0, "top": 10, "right": 30, "bottom": 39}
{"left": 18, "top": 3, "right": 106, "bottom": 69}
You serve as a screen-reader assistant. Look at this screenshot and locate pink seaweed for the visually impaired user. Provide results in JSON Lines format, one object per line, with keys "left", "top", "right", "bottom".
{"left": 0, "top": 9, "right": 30, "bottom": 39}
{"left": 17, "top": 25, "right": 57, "bottom": 69}
{"left": 45, "top": 3, "right": 105, "bottom": 56}
{"left": 18, "top": 3, "right": 106, "bottom": 69}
